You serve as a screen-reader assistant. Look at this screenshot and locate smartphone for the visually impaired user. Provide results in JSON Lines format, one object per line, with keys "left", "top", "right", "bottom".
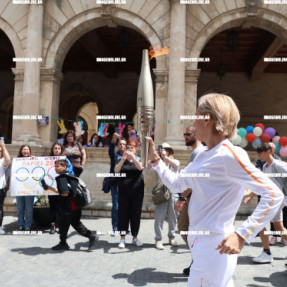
{"left": 126, "top": 145, "right": 131, "bottom": 151}
{"left": 158, "top": 145, "right": 163, "bottom": 155}
{"left": 115, "top": 127, "right": 120, "bottom": 134}
{"left": 41, "top": 179, "right": 49, "bottom": 190}
{"left": 0, "top": 137, "right": 4, "bottom": 142}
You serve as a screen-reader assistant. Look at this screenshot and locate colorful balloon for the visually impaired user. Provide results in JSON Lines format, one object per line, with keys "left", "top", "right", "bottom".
{"left": 232, "top": 135, "right": 242, "bottom": 145}
{"left": 264, "top": 127, "right": 276, "bottom": 139}
{"left": 272, "top": 136, "right": 280, "bottom": 143}
{"left": 246, "top": 133, "right": 256, "bottom": 142}
{"left": 260, "top": 133, "right": 271, "bottom": 143}
{"left": 275, "top": 142, "right": 281, "bottom": 153}
{"left": 252, "top": 137, "right": 262, "bottom": 149}
{"left": 246, "top": 126, "right": 254, "bottom": 134}
{"left": 279, "top": 136, "right": 287, "bottom": 147}
{"left": 279, "top": 147, "right": 287, "bottom": 157}
{"left": 240, "top": 138, "right": 248, "bottom": 148}
{"left": 253, "top": 127, "right": 263, "bottom": 137}
{"left": 237, "top": 127, "right": 247, "bottom": 138}
{"left": 255, "top": 123, "right": 265, "bottom": 132}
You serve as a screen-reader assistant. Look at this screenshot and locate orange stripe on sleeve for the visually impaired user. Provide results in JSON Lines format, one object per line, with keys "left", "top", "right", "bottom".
{"left": 223, "top": 143, "right": 275, "bottom": 241}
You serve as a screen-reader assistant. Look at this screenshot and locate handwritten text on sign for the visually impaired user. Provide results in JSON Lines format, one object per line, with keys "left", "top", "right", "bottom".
{"left": 11, "top": 156, "right": 66, "bottom": 196}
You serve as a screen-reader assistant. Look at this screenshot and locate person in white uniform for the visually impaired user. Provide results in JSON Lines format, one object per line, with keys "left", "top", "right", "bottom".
{"left": 146, "top": 93, "right": 283, "bottom": 287}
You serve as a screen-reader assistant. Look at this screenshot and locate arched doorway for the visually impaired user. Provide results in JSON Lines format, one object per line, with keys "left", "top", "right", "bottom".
{"left": 58, "top": 25, "right": 156, "bottom": 143}
{"left": 197, "top": 26, "right": 287, "bottom": 141}
{"left": 77, "top": 102, "right": 99, "bottom": 145}
{"left": 0, "top": 29, "right": 16, "bottom": 143}
{"left": 42, "top": 8, "right": 162, "bottom": 144}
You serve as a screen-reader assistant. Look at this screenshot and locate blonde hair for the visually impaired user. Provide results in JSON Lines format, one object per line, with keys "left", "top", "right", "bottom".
{"left": 197, "top": 93, "right": 240, "bottom": 140}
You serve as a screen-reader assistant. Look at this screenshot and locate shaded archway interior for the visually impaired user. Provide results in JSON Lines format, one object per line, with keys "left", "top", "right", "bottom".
{"left": 197, "top": 27, "right": 287, "bottom": 142}
{"left": 59, "top": 25, "right": 156, "bottom": 143}
{"left": 0, "top": 29, "right": 15, "bottom": 142}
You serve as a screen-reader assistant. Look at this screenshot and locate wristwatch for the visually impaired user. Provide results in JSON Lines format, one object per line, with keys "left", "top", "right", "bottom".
{"left": 179, "top": 195, "right": 186, "bottom": 201}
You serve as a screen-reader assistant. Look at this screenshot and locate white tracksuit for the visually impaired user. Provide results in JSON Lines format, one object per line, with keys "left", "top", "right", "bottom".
{"left": 154, "top": 139, "right": 283, "bottom": 287}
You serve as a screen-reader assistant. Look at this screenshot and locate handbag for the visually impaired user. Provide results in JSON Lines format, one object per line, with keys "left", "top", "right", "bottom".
{"left": 102, "top": 177, "right": 112, "bottom": 193}
{"left": 152, "top": 183, "right": 170, "bottom": 205}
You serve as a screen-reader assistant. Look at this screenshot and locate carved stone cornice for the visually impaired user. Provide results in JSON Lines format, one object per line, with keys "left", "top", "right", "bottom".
{"left": 185, "top": 69, "right": 201, "bottom": 83}
{"left": 40, "top": 68, "right": 63, "bottom": 84}
{"left": 153, "top": 69, "right": 169, "bottom": 83}
{"left": 12, "top": 68, "right": 24, "bottom": 81}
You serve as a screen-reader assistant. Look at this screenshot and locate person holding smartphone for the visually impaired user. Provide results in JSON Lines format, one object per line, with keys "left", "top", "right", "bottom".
{"left": 0, "top": 139, "right": 11, "bottom": 234}
{"left": 108, "top": 133, "right": 126, "bottom": 236}
{"left": 153, "top": 143, "right": 180, "bottom": 250}
{"left": 114, "top": 139, "right": 144, "bottom": 248}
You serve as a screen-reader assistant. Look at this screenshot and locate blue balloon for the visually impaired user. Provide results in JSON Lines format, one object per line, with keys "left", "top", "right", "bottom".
{"left": 252, "top": 137, "right": 262, "bottom": 149}
{"left": 246, "top": 126, "right": 254, "bottom": 134}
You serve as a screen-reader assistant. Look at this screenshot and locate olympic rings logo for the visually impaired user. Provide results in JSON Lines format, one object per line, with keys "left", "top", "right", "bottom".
{"left": 15, "top": 166, "right": 56, "bottom": 190}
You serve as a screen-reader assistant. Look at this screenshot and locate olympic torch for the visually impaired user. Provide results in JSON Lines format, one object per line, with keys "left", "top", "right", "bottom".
{"left": 137, "top": 49, "right": 154, "bottom": 167}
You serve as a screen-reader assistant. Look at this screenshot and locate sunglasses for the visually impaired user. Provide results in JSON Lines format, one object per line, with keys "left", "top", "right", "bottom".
{"left": 183, "top": 133, "right": 194, "bottom": 137}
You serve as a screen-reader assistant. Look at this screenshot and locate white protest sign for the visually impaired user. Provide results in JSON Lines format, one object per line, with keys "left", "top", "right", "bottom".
{"left": 10, "top": 156, "right": 66, "bottom": 196}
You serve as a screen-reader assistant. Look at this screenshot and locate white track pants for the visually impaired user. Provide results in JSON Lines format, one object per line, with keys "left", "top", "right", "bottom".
{"left": 187, "top": 233, "right": 237, "bottom": 287}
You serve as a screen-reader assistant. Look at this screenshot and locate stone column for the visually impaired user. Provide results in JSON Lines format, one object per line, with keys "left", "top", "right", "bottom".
{"left": 15, "top": 4, "right": 44, "bottom": 145}
{"left": 11, "top": 69, "right": 24, "bottom": 143}
{"left": 153, "top": 69, "right": 169, "bottom": 145}
{"left": 165, "top": 0, "right": 186, "bottom": 147}
{"left": 39, "top": 69, "right": 63, "bottom": 145}
{"left": 184, "top": 69, "right": 201, "bottom": 127}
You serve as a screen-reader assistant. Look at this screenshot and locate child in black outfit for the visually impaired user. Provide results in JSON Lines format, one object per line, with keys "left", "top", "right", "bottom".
{"left": 47, "top": 159, "right": 97, "bottom": 251}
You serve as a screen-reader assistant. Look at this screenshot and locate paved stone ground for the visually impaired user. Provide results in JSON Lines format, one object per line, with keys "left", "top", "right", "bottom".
{"left": 0, "top": 215, "right": 286, "bottom": 287}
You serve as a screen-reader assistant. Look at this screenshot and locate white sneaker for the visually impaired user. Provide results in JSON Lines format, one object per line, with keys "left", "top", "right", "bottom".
{"left": 111, "top": 230, "right": 118, "bottom": 237}
{"left": 269, "top": 236, "right": 278, "bottom": 245}
{"left": 169, "top": 238, "right": 178, "bottom": 247}
{"left": 132, "top": 238, "right": 143, "bottom": 247}
{"left": 155, "top": 240, "right": 164, "bottom": 250}
{"left": 0, "top": 226, "right": 5, "bottom": 235}
{"left": 253, "top": 251, "right": 273, "bottom": 264}
{"left": 118, "top": 239, "right": 125, "bottom": 249}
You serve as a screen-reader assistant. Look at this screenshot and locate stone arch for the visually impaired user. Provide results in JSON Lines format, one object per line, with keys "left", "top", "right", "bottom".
{"left": 0, "top": 17, "right": 24, "bottom": 67}
{"left": 188, "top": 8, "right": 287, "bottom": 69}
{"left": 44, "top": 8, "right": 164, "bottom": 70}
{"left": 76, "top": 102, "right": 99, "bottom": 142}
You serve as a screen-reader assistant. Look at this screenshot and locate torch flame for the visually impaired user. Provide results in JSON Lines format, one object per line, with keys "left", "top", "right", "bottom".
{"left": 149, "top": 46, "right": 169, "bottom": 60}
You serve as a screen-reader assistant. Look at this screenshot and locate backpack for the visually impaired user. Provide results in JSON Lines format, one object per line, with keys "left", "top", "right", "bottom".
{"left": 65, "top": 174, "right": 92, "bottom": 208}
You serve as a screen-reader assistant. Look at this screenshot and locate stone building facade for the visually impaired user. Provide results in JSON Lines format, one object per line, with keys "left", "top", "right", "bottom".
{"left": 2, "top": 0, "right": 287, "bottom": 215}
{"left": 0, "top": 0, "right": 286, "bottom": 146}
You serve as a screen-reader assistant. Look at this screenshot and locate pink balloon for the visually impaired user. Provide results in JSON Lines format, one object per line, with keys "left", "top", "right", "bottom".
{"left": 272, "top": 136, "right": 280, "bottom": 143}
{"left": 279, "top": 147, "right": 287, "bottom": 157}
